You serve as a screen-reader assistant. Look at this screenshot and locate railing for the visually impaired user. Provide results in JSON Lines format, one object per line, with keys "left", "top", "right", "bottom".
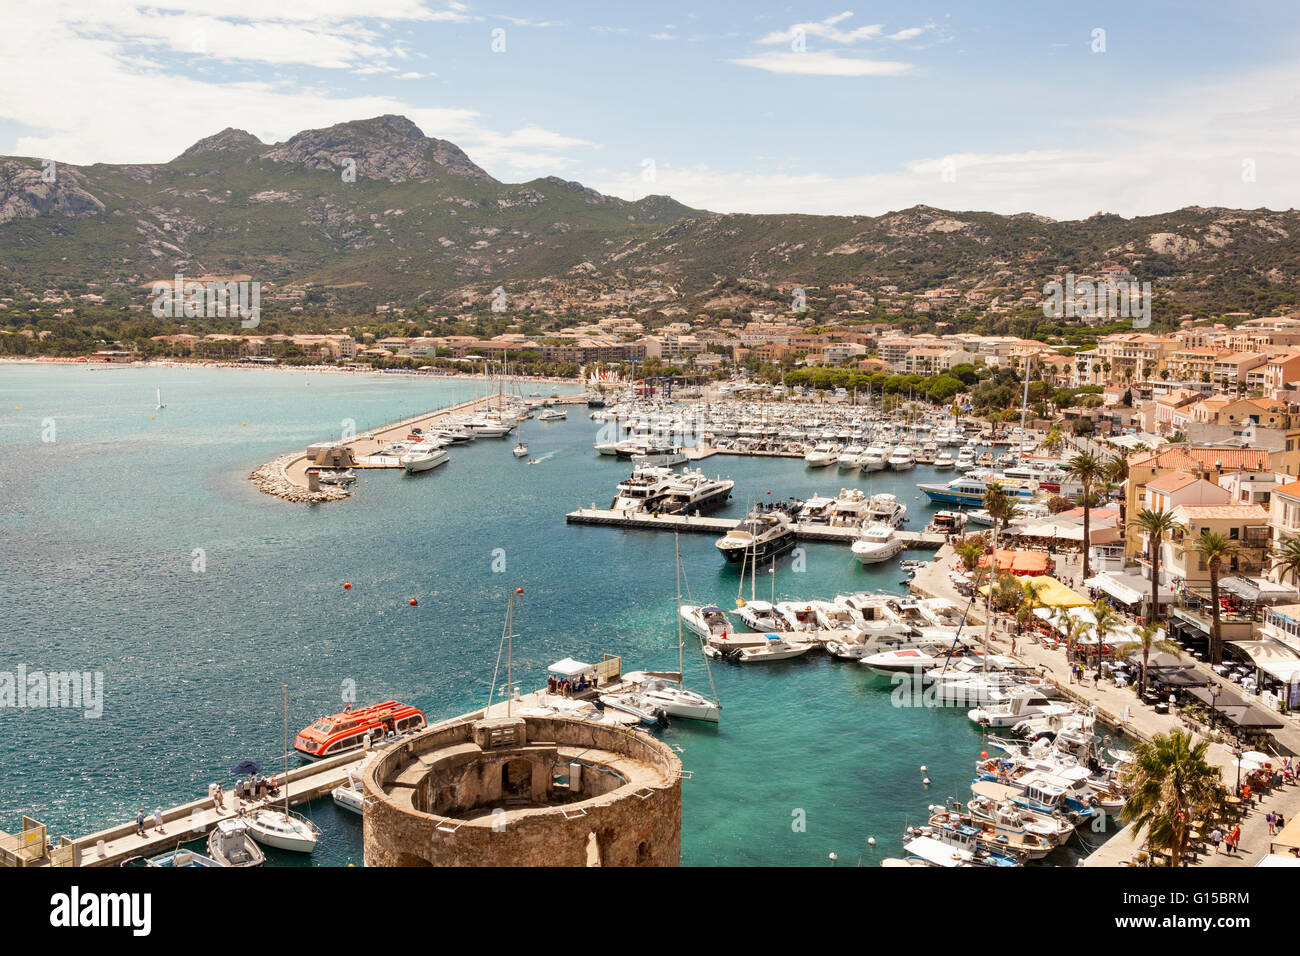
{"left": 0, "top": 820, "right": 46, "bottom": 867}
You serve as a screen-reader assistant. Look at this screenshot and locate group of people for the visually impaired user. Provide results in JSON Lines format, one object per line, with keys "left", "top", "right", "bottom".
{"left": 547, "top": 674, "right": 593, "bottom": 696}
{"left": 1209, "top": 823, "right": 1242, "bottom": 854}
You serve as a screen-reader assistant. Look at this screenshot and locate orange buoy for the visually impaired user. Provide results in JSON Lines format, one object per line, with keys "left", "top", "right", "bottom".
{"left": 980, "top": 751, "right": 988, "bottom": 759}
{"left": 344, "top": 582, "right": 352, "bottom": 590}
{"left": 409, "top": 598, "right": 418, "bottom": 606}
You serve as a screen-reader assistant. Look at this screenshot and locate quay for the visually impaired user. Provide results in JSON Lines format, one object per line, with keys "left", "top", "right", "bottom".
{"left": 251, "top": 390, "right": 586, "bottom": 503}
{"left": 4, "top": 658, "right": 644, "bottom": 867}
{"left": 564, "top": 507, "right": 946, "bottom": 548}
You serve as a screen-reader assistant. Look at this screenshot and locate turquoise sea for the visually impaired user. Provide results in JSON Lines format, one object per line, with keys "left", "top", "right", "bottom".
{"left": 0, "top": 364, "right": 1110, "bottom": 866}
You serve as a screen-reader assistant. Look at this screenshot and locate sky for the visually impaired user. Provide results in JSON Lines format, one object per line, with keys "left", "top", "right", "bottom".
{"left": 3, "top": 1, "right": 1300, "bottom": 220}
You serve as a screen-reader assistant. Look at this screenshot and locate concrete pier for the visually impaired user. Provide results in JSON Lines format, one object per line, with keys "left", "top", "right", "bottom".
{"left": 564, "top": 508, "right": 946, "bottom": 548}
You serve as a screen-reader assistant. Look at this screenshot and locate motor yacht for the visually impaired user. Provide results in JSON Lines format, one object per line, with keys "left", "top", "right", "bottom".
{"left": 655, "top": 470, "right": 734, "bottom": 515}
{"left": 736, "top": 599, "right": 788, "bottom": 631}
{"left": 858, "top": 446, "right": 888, "bottom": 472}
{"left": 837, "top": 444, "right": 866, "bottom": 469}
{"left": 967, "top": 688, "right": 1077, "bottom": 729}
{"left": 538, "top": 408, "right": 567, "bottom": 421}
{"left": 828, "top": 488, "right": 870, "bottom": 527}
{"left": 865, "top": 492, "right": 907, "bottom": 528}
{"left": 797, "top": 493, "right": 837, "bottom": 524}
{"left": 710, "top": 635, "right": 813, "bottom": 663}
{"left": 860, "top": 644, "right": 953, "bottom": 676}
{"left": 851, "top": 523, "right": 905, "bottom": 565}
{"left": 679, "top": 604, "right": 736, "bottom": 641}
{"left": 887, "top": 446, "right": 916, "bottom": 471}
{"left": 610, "top": 466, "right": 676, "bottom": 513}
{"left": 934, "top": 451, "right": 956, "bottom": 470}
{"left": 402, "top": 446, "right": 450, "bottom": 473}
{"left": 715, "top": 509, "right": 797, "bottom": 564}
{"left": 804, "top": 442, "right": 840, "bottom": 467}
{"left": 623, "top": 671, "right": 720, "bottom": 722}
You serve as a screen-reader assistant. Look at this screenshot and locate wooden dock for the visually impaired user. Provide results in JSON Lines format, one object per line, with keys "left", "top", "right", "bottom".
{"left": 564, "top": 508, "right": 945, "bottom": 548}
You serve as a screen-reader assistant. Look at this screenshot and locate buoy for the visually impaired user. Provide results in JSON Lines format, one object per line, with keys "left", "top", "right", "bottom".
{"left": 868, "top": 836, "right": 876, "bottom": 847}
{"left": 828, "top": 852, "right": 838, "bottom": 863}
{"left": 920, "top": 765, "right": 928, "bottom": 773}
{"left": 242, "top": 423, "right": 247, "bottom": 427}
{"left": 409, "top": 598, "right": 418, "bottom": 606}
{"left": 516, "top": 588, "right": 523, "bottom": 594}
{"left": 344, "top": 582, "right": 352, "bottom": 590}
{"left": 980, "top": 751, "right": 988, "bottom": 760}
{"left": 923, "top": 777, "right": 931, "bottom": 786}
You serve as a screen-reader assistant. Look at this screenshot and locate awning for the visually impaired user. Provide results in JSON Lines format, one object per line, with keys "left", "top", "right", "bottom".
{"left": 1228, "top": 639, "right": 1300, "bottom": 668}
{"left": 1220, "top": 577, "right": 1297, "bottom": 604}
{"left": 547, "top": 657, "right": 594, "bottom": 677}
{"left": 1085, "top": 572, "right": 1174, "bottom": 606}
{"left": 1025, "top": 575, "right": 1091, "bottom": 608}
{"left": 1260, "top": 660, "right": 1300, "bottom": 683}
{"left": 1272, "top": 816, "right": 1300, "bottom": 855}
{"left": 978, "top": 549, "right": 1050, "bottom": 575}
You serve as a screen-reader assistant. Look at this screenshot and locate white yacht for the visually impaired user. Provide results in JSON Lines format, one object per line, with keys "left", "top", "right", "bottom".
{"left": 736, "top": 599, "right": 788, "bottom": 632}
{"left": 837, "top": 444, "right": 866, "bottom": 469}
{"left": 887, "top": 446, "right": 916, "bottom": 471}
{"left": 775, "top": 601, "right": 821, "bottom": 633}
{"left": 401, "top": 445, "right": 450, "bottom": 474}
{"left": 865, "top": 493, "right": 907, "bottom": 528}
{"left": 611, "top": 467, "right": 676, "bottom": 513}
{"left": 968, "top": 689, "right": 1078, "bottom": 729}
{"left": 858, "top": 446, "right": 888, "bottom": 472}
{"left": 679, "top": 604, "right": 736, "bottom": 641}
{"left": 934, "top": 451, "right": 956, "bottom": 470}
{"left": 828, "top": 488, "right": 870, "bottom": 527}
{"left": 624, "top": 672, "right": 720, "bottom": 723}
{"left": 955, "top": 446, "right": 979, "bottom": 471}
{"left": 537, "top": 408, "right": 567, "bottom": 421}
{"left": 851, "top": 523, "right": 906, "bottom": 565}
{"left": 656, "top": 470, "right": 734, "bottom": 515}
{"left": 798, "top": 493, "right": 837, "bottom": 524}
{"left": 712, "top": 635, "right": 812, "bottom": 663}
{"left": 246, "top": 808, "right": 319, "bottom": 854}
{"left": 804, "top": 442, "right": 840, "bottom": 467}
{"left": 861, "top": 645, "right": 952, "bottom": 676}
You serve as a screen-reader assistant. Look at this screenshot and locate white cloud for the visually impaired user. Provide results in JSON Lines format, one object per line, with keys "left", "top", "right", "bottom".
{"left": 731, "top": 50, "right": 912, "bottom": 77}
{"left": 0, "top": 1, "right": 586, "bottom": 180}
{"left": 593, "top": 62, "right": 1300, "bottom": 219}
{"left": 757, "top": 12, "right": 883, "bottom": 46}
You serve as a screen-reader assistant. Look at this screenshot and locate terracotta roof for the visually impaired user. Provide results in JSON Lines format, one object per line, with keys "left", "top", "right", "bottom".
{"left": 1172, "top": 504, "right": 1269, "bottom": 521}
{"left": 1273, "top": 480, "right": 1300, "bottom": 500}
{"left": 1145, "top": 470, "right": 1201, "bottom": 494}
{"left": 1130, "top": 447, "right": 1271, "bottom": 472}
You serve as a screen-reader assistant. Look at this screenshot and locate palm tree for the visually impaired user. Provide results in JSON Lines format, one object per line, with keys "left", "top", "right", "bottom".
{"left": 1117, "top": 622, "right": 1183, "bottom": 696}
{"left": 1018, "top": 578, "right": 1045, "bottom": 634}
{"left": 1067, "top": 452, "right": 1105, "bottom": 581}
{"left": 1063, "top": 609, "right": 1090, "bottom": 665}
{"left": 1129, "top": 508, "right": 1184, "bottom": 627}
{"left": 1120, "top": 730, "right": 1225, "bottom": 868}
{"left": 1186, "top": 531, "right": 1240, "bottom": 665}
{"left": 1269, "top": 533, "right": 1300, "bottom": 588}
{"left": 1090, "top": 598, "right": 1121, "bottom": 680}
{"left": 1043, "top": 427, "right": 1064, "bottom": 457}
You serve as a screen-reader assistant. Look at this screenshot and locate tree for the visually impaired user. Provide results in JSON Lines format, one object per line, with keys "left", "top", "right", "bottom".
{"left": 1186, "top": 531, "right": 1240, "bottom": 664}
{"left": 1117, "top": 622, "right": 1183, "bottom": 696}
{"left": 1120, "top": 730, "right": 1225, "bottom": 868}
{"left": 1268, "top": 534, "right": 1300, "bottom": 589}
{"left": 1067, "top": 452, "right": 1106, "bottom": 581}
{"left": 1129, "top": 508, "right": 1183, "bottom": 626}
{"left": 1042, "top": 427, "right": 1064, "bottom": 456}
{"left": 1090, "top": 598, "right": 1121, "bottom": 680}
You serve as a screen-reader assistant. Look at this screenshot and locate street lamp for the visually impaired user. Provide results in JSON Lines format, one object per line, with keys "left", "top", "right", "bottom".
{"left": 1208, "top": 681, "right": 1220, "bottom": 731}
{"left": 1232, "top": 741, "right": 1243, "bottom": 797}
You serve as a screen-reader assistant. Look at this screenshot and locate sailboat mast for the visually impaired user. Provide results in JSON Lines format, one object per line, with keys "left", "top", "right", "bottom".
{"left": 674, "top": 534, "right": 684, "bottom": 676}
{"left": 506, "top": 590, "right": 514, "bottom": 717}
{"left": 1018, "top": 357, "right": 1033, "bottom": 459}
{"left": 282, "top": 684, "right": 289, "bottom": 813}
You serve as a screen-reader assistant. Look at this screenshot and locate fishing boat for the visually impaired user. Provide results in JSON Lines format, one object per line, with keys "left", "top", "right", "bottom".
{"left": 206, "top": 818, "right": 266, "bottom": 867}
{"left": 851, "top": 523, "right": 905, "bottom": 565}
{"left": 293, "top": 700, "right": 426, "bottom": 760}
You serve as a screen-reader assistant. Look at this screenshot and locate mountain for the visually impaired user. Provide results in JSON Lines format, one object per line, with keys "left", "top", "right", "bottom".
{"left": 1, "top": 115, "right": 1298, "bottom": 316}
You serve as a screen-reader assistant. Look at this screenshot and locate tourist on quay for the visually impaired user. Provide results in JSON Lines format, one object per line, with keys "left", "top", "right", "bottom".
{"left": 1267, "top": 811, "right": 1277, "bottom": 836}
{"left": 136, "top": 809, "right": 146, "bottom": 837}
{"left": 154, "top": 807, "right": 165, "bottom": 834}
{"left": 1210, "top": 827, "right": 1223, "bottom": 853}
{"left": 1277, "top": 812, "right": 1286, "bottom": 832}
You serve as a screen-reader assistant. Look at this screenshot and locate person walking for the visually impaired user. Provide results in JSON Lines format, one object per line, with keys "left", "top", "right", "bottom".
{"left": 154, "top": 807, "right": 165, "bottom": 834}
{"left": 136, "top": 809, "right": 146, "bottom": 838}
{"left": 1267, "top": 811, "right": 1277, "bottom": 836}
{"left": 1229, "top": 824, "right": 1241, "bottom": 854}
{"left": 1210, "top": 827, "right": 1223, "bottom": 853}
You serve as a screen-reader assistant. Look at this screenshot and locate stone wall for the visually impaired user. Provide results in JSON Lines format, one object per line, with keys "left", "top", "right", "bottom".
{"left": 363, "top": 715, "right": 681, "bottom": 867}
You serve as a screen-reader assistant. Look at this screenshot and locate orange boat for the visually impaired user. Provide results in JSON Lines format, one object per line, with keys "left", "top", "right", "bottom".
{"left": 292, "top": 701, "right": 425, "bottom": 759}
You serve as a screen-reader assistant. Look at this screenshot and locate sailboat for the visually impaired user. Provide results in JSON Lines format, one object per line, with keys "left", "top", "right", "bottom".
{"left": 625, "top": 534, "right": 721, "bottom": 722}
{"left": 513, "top": 409, "right": 529, "bottom": 458}
{"left": 155, "top": 387, "right": 165, "bottom": 409}
{"left": 247, "top": 685, "right": 320, "bottom": 854}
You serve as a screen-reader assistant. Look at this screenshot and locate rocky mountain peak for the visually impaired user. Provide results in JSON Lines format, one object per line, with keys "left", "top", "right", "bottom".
{"left": 260, "top": 114, "right": 496, "bottom": 184}
{"left": 177, "top": 128, "right": 264, "bottom": 159}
